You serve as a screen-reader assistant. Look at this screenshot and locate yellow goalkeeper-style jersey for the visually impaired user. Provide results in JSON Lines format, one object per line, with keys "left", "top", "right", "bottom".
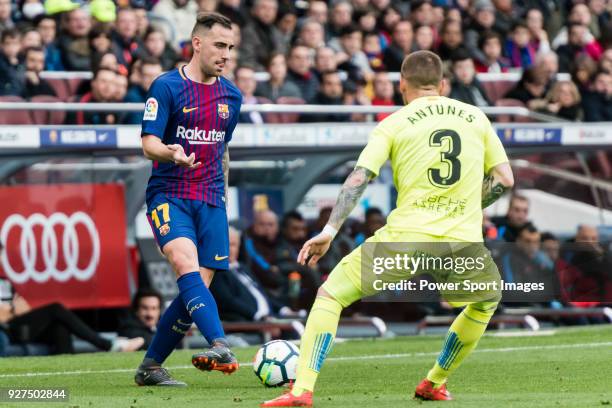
{"left": 356, "top": 95, "right": 508, "bottom": 242}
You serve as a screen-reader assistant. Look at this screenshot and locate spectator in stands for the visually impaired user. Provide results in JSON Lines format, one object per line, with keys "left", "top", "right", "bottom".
{"left": 0, "top": 0, "right": 13, "bottom": 32}
{"left": 297, "top": 18, "right": 326, "bottom": 50}
{"left": 379, "top": 5, "right": 402, "bottom": 40}
{"left": 535, "top": 51, "right": 559, "bottom": 91}
{"left": 111, "top": 8, "right": 141, "bottom": 72}
{"left": 556, "top": 23, "right": 602, "bottom": 74}
{"left": 306, "top": 0, "right": 328, "bottom": 31}
{"left": 532, "top": 80, "right": 583, "bottom": 121}
{"left": 118, "top": 288, "right": 162, "bottom": 349}
{"left": 552, "top": 3, "right": 596, "bottom": 49}
{"left": 307, "top": 206, "right": 354, "bottom": 277}
{"left": 491, "top": 194, "right": 534, "bottom": 242}
{"left": 563, "top": 225, "right": 612, "bottom": 303}
{"left": 89, "top": 23, "right": 115, "bottom": 67}
{"left": 211, "top": 227, "right": 287, "bottom": 321}
{"left": 133, "top": 5, "right": 149, "bottom": 37}
{"left": 114, "top": 72, "right": 128, "bottom": 102}
{"left": 354, "top": 207, "right": 386, "bottom": 246}
{"left": 242, "top": 210, "right": 287, "bottom": 303}
{"left": 334, "top": 24, "right": 373, "bottom": 82}
{"left": 255, "top": 52, "right": 301, "bottom": 102}
{"left": 498, "top": 224, "right": 557, "bottom": 305}
{"left": 276, "top": 211, "right": 321, "bottom": 309}
{"left": 276, "top": 5, "right": 297, "bottom": 48}
{"left": 22, "top": 46, "right": 56, "bottom": 99}
{"left": 525, "top": 8, "right": 551, "bottom": 55}
{"left": 66, "top": 67, "right": 119, "bottom": 124}
{"left": 152, "top": 0, "right": 198, "bottom": 49}
{"left": 493, "top": 0, "right": 518, "bottom": 36}
{"left": 504, "top": 21, "right": 538, "bottom": 69}
{"left": 436, "top": 19, "right": 463, "bottom": 61}
{"left": 328, "top": 0, "right": 353, "bottom": 40}
{"left": 0, "top": 28, "right": 24, "bottom": 96}
{"left": 57, "top": 7, "right": 93, "bottom": 71}
{"left": 414, "top": 24, "right": 435, "bottom": 52}
{"left": 363, "top": 31, "right": 384, "bottom": 71}
{"left": 301, "top": 71, "right": 349, "bottom": 122}
{"left": 235, "top": 65, "right": 267, "bottom": 124}
{"left": 0, "top": 243, "right": 144, "bottom": 354}
{"left": 475, "top": 30, "right": 509, "bottom": 73}
{"left": 21, "top": 28, "right": 42, "bottom": 49}
{"left": 581, "top": 70, "right": 612, "bottom": 121}
{"left": 138, "top": 26, "right": 178, "bottom": 71}
{"left": 91, "top": 51, "right": 119, "bottom": 73}
{"left": 240, "top": 0, "right": 285, "bottom": 71}
{"left": 35, "top": 14, "right": 63, "bottom": 70}
{"left": 504, "top": 66, "right": 548, "bottom": 107}
{"left": 598, "top": 48, "right": 612, "bottom": 74}
{"left": 572, "top": 54, "right": 598, "bottom": 92}
{"left": 449, "top": 48, "right": 491, "bottom": 107}
{"left": 371, "top": 71, "right": 395, "bottom": 121}
{"left": 124, "top": 57, "right": 161, "bottom": 123}
{"left": 313, "top": 46, "right": 337, "bottom": 80}
{"left": 464, "top": 0, "right": 497, "bottom": 66}
{"left": 355, "top": 8, "right": 378, "bottom": 34}
{"left": 286, "top": 44, "right": 319, "bottom": 102}
{"left": 383, "top": 20, "right": 413, "bottom": 72}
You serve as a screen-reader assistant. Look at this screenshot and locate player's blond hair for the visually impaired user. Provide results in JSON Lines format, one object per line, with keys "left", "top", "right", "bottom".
{"left": 400, "top": 50, "right": 443, "bottom": 88}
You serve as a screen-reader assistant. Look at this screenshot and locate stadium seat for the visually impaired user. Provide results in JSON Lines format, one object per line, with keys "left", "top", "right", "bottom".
{"left": 29, "top": 95, "right": 66, "bottom": 125}
{"left": 0, "top": 96, "right": 32, "bottom": 124}
{"left": 46, "top": 78, "right": 71, "bottom": 101}
{"left": 495, "top": 98, "right": 532, "bottom": 123}
{"left": 481, "top": 80, "right": 518, "bottom": 104}
{"left": 273, "top": 97, "right": 305, "bottom": 123}
{"left": 66, "top": 78, "right": 87, "bottom": 97}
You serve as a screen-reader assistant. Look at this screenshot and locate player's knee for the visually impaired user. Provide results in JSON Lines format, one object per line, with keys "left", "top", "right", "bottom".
{"left": 166, "top": 249, "right": 197, "bottom": 275}
{"left": 469, "top": 300, "right": 499, "bottom": 316}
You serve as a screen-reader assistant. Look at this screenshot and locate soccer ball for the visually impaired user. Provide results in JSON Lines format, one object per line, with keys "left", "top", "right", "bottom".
{"left": 253, "top": 340, "right": 299, "bottom": 387}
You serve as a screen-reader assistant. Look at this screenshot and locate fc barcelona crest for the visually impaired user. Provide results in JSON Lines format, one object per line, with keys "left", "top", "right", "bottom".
{"left": 217, "top": 103, "right": 230, "bottom": 119}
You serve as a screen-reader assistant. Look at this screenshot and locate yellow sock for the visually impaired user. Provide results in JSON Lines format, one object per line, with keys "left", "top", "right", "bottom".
{"left": 292, "top": 295, "right": 343, "bottom": 396}
{"left": 427, "top": 302, "right": 497, "bottom": 385}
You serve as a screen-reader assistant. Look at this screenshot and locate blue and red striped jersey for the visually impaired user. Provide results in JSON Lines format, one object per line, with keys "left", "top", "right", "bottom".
{"left": 141, "top": 66, "right": 242, "bottom": 208}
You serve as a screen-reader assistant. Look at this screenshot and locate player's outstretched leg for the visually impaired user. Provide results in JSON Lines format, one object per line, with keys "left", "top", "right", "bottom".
{"left": 135, "top": 296, "right": 192, "bottom": 386}
{"left": 415, "top": 301, "right": 498, "bottom": 401}
{"left": 261, "top": 289, "right": 344, "bottom": 407}
{"left": 177, "top": 271, "right": 239, "bottom": 374}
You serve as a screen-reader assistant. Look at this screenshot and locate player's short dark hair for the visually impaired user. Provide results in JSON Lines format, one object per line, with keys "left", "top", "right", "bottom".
{"left": 131, "top": 288, "right": 163, "bottom": 312}
{"left": 191, "top": 12, "right": 233, "bottom": 37}
{"left": 400, "top": 50, "right": 443, "bottom": 88}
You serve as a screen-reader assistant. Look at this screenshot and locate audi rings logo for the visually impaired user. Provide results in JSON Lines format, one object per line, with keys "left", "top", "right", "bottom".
{"left": 0, "top": 212, "right": 100, "bottom": 284}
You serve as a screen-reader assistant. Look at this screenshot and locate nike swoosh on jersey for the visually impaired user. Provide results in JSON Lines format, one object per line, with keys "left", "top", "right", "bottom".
{"left": 214, "top": 255, "right": 228, "bottom": 261}
{"left": 182, "top": 106, "right": 198, "bottom": 113}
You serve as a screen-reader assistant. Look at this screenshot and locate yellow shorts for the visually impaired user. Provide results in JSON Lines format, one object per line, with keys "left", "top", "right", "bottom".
{"left": 321, "top": 227, "right": 501, "bottom": 308}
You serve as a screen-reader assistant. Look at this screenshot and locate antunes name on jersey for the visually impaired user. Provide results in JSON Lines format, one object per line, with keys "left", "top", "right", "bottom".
{"left": 406, "top": 103, "right": 476, "bottom": 126}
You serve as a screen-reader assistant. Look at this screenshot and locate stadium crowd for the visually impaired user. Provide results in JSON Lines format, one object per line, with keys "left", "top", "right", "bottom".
{"left": 1, "top": 0, "right": 612, "bottom": 121}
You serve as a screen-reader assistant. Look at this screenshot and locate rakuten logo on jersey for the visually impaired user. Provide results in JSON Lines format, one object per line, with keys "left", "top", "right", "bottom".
{"left": 176, "top": 126, "right": 225, "bottom": 145}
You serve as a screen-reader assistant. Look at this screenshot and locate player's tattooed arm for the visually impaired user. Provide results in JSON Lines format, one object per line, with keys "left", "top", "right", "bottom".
{"left": 223, "top": 147, "right": 230, "bottom": 204}
{"left": 328, "top": 166, "right": 375, "bottom": 230}
{"left": 481, "top": 173, "right": 508, "bottom": 208}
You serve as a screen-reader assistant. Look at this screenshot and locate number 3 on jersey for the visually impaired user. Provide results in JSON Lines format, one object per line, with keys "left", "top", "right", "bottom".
{"left": 151, "top": 203, "right": 171, "bottom": 236}
{"left": 428, "top": 129, "right": 461, "bottom": 188}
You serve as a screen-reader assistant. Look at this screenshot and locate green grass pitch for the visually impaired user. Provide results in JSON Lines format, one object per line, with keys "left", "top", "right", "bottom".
{"left": 1, "top": 326, "right": 611, "bottom": 408}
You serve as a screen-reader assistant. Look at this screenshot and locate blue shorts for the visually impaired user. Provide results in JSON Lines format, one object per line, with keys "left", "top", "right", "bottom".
{"left": 146, "top": 194, "right": 229, "bottom": 270}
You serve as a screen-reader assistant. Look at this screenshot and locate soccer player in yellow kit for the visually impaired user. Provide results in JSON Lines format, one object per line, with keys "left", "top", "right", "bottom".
{"left": 261, "top": 50, "right": 514, "bottom": 406}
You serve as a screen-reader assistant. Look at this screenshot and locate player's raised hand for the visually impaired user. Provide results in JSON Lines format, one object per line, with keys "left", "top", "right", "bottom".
{"left": 298, "top": 232, "right": 332, "bottom": 266}
{"left": 168, "top": 144, "right": 202, "bottom": 168}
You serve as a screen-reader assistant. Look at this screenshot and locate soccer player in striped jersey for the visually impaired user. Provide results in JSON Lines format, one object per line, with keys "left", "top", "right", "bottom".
{"left": 262, "top": 51, "right": 514, "bottom": 406}
{"left": 134, "top": 12, "right": 242, "bottom": 387}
